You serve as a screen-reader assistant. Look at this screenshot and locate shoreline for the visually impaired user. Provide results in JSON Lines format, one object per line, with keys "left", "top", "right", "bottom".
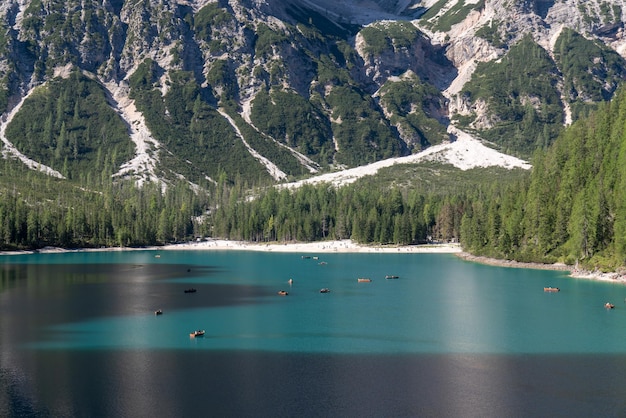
{"left": 3, "top": 239, "right": 625, "bottom": 283}
{"left": 456, "top": 252, "right": 572, "bottom": 272}
{"left": 456, "top": 252, "right": 626, "bottom": 284}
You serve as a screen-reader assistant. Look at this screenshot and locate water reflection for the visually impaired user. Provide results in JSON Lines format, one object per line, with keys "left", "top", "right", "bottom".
{"left": 3, "top": 251, "right": 626, "bottom": 416}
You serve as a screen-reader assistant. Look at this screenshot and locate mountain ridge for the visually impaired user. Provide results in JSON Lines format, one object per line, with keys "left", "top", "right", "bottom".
{"left": 0, "top": 0, "right": 624, "bottom": 188}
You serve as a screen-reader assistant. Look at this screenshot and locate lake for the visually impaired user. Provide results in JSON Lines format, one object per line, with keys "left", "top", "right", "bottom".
{"left": 1, "top": 250, "right": 626, "bottom": 417}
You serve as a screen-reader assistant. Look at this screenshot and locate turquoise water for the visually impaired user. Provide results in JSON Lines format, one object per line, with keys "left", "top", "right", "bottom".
{"left": 3, "top": 250, "right": 626, "bottom": 417}
{"left": 3, "top": 250, "right": 626, "bottom": 354}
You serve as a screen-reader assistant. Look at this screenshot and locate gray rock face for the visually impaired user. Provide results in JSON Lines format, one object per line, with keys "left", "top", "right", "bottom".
{"left": 0, "top": 0, "right": 625, "bottom": 184}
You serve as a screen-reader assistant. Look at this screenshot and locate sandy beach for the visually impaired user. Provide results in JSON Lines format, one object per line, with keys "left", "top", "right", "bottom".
{"left": 161, "top": 239, "right": 463, "bottom": 254}
{"left": 0, "top": 239, "right": 461, "bottom": 256}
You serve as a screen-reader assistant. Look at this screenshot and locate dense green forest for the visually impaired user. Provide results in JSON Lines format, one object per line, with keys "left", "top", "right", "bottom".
{"left": 211, "top": 182, "right": 458, "bottom": 244}
{"left": 207, "top": 162, "right": 523, "bottom": 245}
{"left": 462, "top": 87, "right": 626, "bottom": 271}
{"left": 6, "top": 71, "right": 134, "bottom": 182}
{"left": 0, "top": 147, "right": 519, "bottom": 252}
{"left": 250, "top": 88, "right": 332, "bottom": 162}
{"left": 554, "top": 28, "right": 626, "bottom": 119}
{"left": 0, "top": 160, "right": 205, "bottom": 250}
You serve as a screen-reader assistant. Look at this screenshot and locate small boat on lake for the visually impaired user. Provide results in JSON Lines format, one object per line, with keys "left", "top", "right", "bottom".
{"left": 320, "top": 288, "right": 330, "bottom": 293}
{"left": 357, "top": 278, "right": 372, "bottom": 283}
{"left": 385, "top": 275, "right": 399, "bottom": 279}
{"left": 605, "top": 302, "right": 615, "bottom": 309}
{"left": 155, "top": 309, "right": 163, "bottom": 315}
{"left": 190, "top": 330, "right": 205, "bottom": 338}
{"left": 277, "top": 290, "right": 289, "bottom": 296}
{"left": 184, "top": 288, "right": 197, "bottom": 293}
{"left": 544, "top": 287, "right": 560, "bottom": 292}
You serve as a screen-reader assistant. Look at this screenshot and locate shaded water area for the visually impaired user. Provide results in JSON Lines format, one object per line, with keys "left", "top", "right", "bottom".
{"left": 2, "top": 250, "right": 626, "bottom": 416}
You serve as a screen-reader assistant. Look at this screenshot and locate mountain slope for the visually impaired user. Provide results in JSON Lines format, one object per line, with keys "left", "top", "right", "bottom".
{"left": 0, "top": 0, "right": 624, "bottom": 189}
{"left": 417, "top": 0, "right": 626, "bottom": 154}
{"left": 461, "top": 86, "right": 626, "bottom": 271}
{"left": 282, "top": 127, "right": 530, "bottom": 188}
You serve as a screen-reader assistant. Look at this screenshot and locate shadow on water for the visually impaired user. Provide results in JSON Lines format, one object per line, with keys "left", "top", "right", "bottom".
{"left": 2, "top": 350, "right": 626, "bottom": 417}
{"left": 0, "top": 263, "right": 273, "bottom": 345}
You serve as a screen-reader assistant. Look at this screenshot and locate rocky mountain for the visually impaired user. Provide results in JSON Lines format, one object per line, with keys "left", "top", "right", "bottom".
{"left": 0, "top": 0, "right": 624, "bottom": 189}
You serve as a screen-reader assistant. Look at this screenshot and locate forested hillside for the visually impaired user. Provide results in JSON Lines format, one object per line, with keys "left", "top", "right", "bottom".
{"left": 206, "top": 87, "right": 626, "bottom": 272}
{"left": 461, "top": 87, "right": 626, "bottom": 271}
{"left": 4, "top": 84, "right": 626, "bottom": 274}
{"left": 0, "top": 159, "right": 205, "bottom": 250}
{"left": 6, "top": 72, "right": 134, "bottom": 182}
{"left": 0, "top": 148, "right": 523, "bottom": 251}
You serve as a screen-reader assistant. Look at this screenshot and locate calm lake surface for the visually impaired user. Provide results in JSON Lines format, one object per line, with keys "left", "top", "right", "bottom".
{"left": 2, "top": 250, "right": 626, "bottom": 417}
